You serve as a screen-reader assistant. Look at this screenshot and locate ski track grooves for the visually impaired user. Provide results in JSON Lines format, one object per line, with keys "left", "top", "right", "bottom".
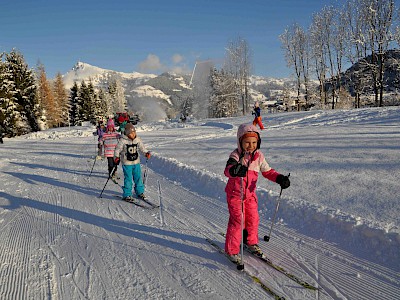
{"left": 271, "top": 224, "right": 400, "bottom": 299}
{"left": 142, "top": 171, "right": 318, "bottom": 299}
{"left": 144, "top": 151, "right": 400, "bottom": 300}
{"left": 149, "top": 181, "right": 274, "bottom": 299}
{"left": 1, "top": 129, "right": 399, "bottom": 300}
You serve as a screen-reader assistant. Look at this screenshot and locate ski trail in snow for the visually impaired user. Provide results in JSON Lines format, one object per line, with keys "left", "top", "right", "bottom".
{"left": 142, "top": 153, "right": 399, "bottom": 300}
{"left": 1, "top": 109, "right": 399, "bottom": 299}
{"left": 140, "top": 168, "right": 323, "bottom": 299}
{"left": 81, "top": 162, "right": 270, "bottom": 298}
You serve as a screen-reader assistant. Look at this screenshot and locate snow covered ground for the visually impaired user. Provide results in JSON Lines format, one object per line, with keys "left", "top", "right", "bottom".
{"left": 0, "top": 107, "right": 399, "bottom": 299}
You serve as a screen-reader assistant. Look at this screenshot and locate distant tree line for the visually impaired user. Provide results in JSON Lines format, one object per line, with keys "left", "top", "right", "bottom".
{"left": 0, "top": 49, "right": 126, "bottom": 137}
{"left": 280, "top": 0, "right": 400, "bottom": 109}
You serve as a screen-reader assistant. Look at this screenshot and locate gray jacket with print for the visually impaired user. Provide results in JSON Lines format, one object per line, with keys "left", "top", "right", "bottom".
{"left": 114, "top": 134, "right": 148, "bottom": 165}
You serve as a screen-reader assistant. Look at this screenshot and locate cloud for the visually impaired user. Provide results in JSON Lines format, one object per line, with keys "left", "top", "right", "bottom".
{"left": 138, "top": 53, "right": 190, "bottom": 75}
{"left": 138, "top": 54, "right": 164, "bottom": 72}
{"left": 172, "top": 54, "right": 184, "bottom": 64}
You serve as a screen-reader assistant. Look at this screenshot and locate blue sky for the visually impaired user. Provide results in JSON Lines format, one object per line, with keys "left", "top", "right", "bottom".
{"left": 1, "top": 0, "right": 343, "bottom": 79}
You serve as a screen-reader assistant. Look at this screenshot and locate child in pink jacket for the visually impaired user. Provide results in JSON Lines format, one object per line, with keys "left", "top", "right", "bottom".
{"left": 224, "top": 123, "right": 290, "bottom": 264}
{"left": 101, "top": 119, "right": 121, "bottom": 182}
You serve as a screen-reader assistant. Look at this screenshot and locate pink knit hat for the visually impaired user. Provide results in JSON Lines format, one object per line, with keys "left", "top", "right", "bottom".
{"left": 107, "top": 118, "right": 115, "bottom": 128}
{"left": 106, "top": 118, "right": 115, "bottom": 132}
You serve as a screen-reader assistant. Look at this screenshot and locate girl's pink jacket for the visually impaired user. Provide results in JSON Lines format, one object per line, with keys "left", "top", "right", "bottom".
{"left": 101, "top": 132, "right": 120, "bottom": 158}
{"left": 224, "top": 150, "right": 279, "bottom": 197}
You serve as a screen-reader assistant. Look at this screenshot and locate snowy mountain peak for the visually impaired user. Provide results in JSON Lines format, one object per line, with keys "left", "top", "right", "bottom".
{"left": 62, "top": 61, "right": 157, "bottom": 90}
{"left": 72, "top": 61, "right": 86, "bottom": 71}
{"left": 70, "top": 61, "right": 107, "bottom": 74}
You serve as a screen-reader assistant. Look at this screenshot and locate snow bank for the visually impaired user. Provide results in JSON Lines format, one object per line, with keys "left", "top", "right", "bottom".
{"left": 20, "top": 125, "right": 96, "bottom": 140}
{"left": 148, "top": 151, "right": 400, "bottom": 268}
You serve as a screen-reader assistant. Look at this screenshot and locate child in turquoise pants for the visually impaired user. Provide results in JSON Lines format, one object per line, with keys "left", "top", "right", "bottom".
{"left": 114, "top": 123, "right": 151, "bottom": 201}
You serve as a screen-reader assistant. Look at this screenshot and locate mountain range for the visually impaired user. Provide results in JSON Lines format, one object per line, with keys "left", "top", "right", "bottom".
{"left": 61, "top": 62, "right": 295, "bottom": 120}
{"left": 62, "top": 49, "right": 400, "bottom": 120}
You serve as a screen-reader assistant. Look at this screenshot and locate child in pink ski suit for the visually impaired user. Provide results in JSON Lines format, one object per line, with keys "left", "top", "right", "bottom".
{"left": 224, "top": 123, "right": 290, "bottom": 263}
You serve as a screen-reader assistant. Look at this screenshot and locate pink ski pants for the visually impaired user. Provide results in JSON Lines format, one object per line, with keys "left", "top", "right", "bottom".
{"left": 225, "top": 193, "right": 259, "bottom": 255}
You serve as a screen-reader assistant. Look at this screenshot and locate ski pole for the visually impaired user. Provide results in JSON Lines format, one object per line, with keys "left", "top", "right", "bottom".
{"left": 237, "top": 176, "right": 245, "bottom": 270}
{"left": 143, "top": 158, "right": 149, "bottom": 186}
{"left": 264, "top": 188, "right": 282, "bottom": 242}
{"left": 99, "top": 165, "right": 117, "bottom": 198}
{"left": 158, "top": 180, "right": 165, "bottom": 227}
{"left": 264, "top": 173, "right": 289, "bottom": 242}
{"left": 89, "top": 157, "right": 97, "bottom": 178}
{"left": 236, "top": 153, "right": 248, "bottom": 270}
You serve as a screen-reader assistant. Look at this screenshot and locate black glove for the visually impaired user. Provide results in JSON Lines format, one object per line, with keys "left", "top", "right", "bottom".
{"left": 229, "top": 163, "right": 248, "bottom": 177}
{"left": 276, "top": 174, "right": 290, "bottom": 189}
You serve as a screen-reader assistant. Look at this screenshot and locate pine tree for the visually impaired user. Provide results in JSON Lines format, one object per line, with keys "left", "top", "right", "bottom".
{"left": 5, "top": 49, "right": 38, "bottom": 134}
{"left": 78, "top": 79, "right": 100, "bottom": 123}
{"left": 79, "top": 80, "right": 91, "bottom": 122}
{"left": 108, "top": 78, "right": 126, "bottom": 114}
{"left": 69, "top": 82, "right": 81, "bottom": 126}
{"left": 92, "top": 87, "right": 107, "bottom": 122}
{"left": 87, "top": 80, "right": 98, "bottom": 123}
{"left": 0, "top": 52, "right": 18, "bottom": 136}
{"left": 97, "top": 89, "right": 110, "bottom": 119}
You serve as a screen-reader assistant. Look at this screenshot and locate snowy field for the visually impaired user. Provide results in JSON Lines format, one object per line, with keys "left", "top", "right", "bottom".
{"left": 0, "top": 107, "right": 399, "bottom": 299}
